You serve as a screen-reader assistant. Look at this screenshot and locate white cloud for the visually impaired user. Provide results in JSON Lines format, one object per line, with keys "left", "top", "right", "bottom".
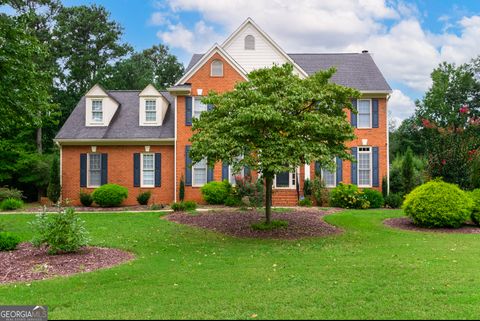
{"left": 149, "top": 12, "right": 168, "bottom": 26}
{"left": 389, "top": 89, "right": 416, "bottom": 125}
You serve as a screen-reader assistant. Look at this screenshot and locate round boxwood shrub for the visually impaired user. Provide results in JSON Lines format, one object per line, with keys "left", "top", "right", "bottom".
{"left": 91, "top": 184, "right": 128, "bottom": 207}
{"left": 0, "top": 232, "right": 21, "bottom": 251}
{"left": 329, "top": 183, "right": 369, "bottom": 209}
{"left": 403, "top": 180, "right": 472, "bottom": 228}
{"left": 0, "top": 198, "right": 24, "bottom": 211}
{"left": 362, "top": 189, "right": 384, "bottom": 208}
{"left": 201, "top": 180, "right": 231, "bottom": 205}
{"left": 384, "top": 193, "right": 403, "bottom": 209}
{"left": 468, "top": 189, "right": 480, "bottom": 225}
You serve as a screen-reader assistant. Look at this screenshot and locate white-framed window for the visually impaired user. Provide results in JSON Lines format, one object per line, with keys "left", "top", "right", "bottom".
{"left": 192, "top": 158, "right": 208, "bottom": 186}
{"left": 193, "top": 97, "right": 208, "bottom": 119}
{"left": 87, "top": 153, "right": 102, "bottom": 188}
{"left": 228, "top": 166, "right": 244, "bottom": 186}
{"left": 358, "top": 99, "right": 372, "bottom": 128}
{"left": 322, "top": 168, "right": 336, "bottom": 188}
{"left": 141, "top": 153, "right": 155, "bottom": 187}
{"left": 145, "top": 100, "right": 157, "bottom": 122}
{"left": 358, "top": 147, "right": 372, "bottom": 187}
{"left": 211, "top": 59, "right": 223, "bottom": 77}
{"left": 92, "top": 100, "right": 103, "bottom": 123}
{"left": 245, "top": 35, "right": 255, "bottom": 50}
{"left": 274, "top": 170, "right": 296, "bottom": 189}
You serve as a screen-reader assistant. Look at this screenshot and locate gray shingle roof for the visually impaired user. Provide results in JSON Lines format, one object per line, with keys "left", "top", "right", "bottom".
{"left": 55, "top": 90, "right": 175, "bottom": 140}
{"left": 185, "top": 52, "right": 391, "bottom": 92}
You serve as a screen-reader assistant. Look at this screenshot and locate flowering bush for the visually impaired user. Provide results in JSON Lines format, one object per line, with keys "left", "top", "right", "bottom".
{"left": 329, "top": 183, "right": 369, "bottom": 209}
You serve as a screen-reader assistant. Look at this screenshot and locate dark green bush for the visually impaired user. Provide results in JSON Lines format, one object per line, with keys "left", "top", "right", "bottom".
{"left": 0, "top": 232, "right": 21, "bottom": 251}
{"left": 0, "top": 187, "right": 23, "bottom": 202}
{"left": 468, "top": 189, "right": 480, "bottom": 225}
{"left": 30, "top": 208, "right": 90, "bottom": 254}
{"left": 0, "top": 198, "right": 24, "bottom": 211}
{"left": 224, "top": 195, "right": 241, "bottom": 207}
{"left": 329, "top": 183, "right": 369, "bottom": 209}
{"left": 311, "top": 177, "right": 329, "bottom": 206}
{"left": 179, "top": 176, "right": 185, "bottom": 201}
{"left": 298, "top": 198, "right": 313, "bottom": 207}
{"left": 47, "top": 154, "right": 61, "bottom": 203}
{"left": 252, "top": 220, "right": 289, "bottom": 231}
{"left": 403, "top": 180, "right": 472, "bottom": 228}
{"left": 201, "top": 180, "right": 231, "bottom": 205}
{"left": 137, "top": 191, "right": 151, "bottom": 205}
{"left": 91, "top": 184, "right": 128, "bottom": 207}
{"left": 79, "top": 191, "right": 93, "bottom": 207}
{"left": 183, "top": 201, "right": 197, "bottom": 211}
{"left": 303, "top": 179, "right": 312, "bottom": 197}
{"left": 171, "top": 201, "right": 197, "bottom": 212}
{"left": 362, "top": 189, "right": 384, "bottom": 208}
{"left": 384, "top": 193, "right": 403, "bottom": 209}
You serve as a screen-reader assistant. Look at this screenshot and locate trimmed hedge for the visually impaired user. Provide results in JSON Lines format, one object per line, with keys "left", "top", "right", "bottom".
{"left": 384, "top": 193, "right": 403, "bottom": 209}
{"left": 0, "top": 198, "right": 24, "bottom": 211}
{"left": 329, "top": 183, "right": 369, "bottom": 209}
{"left": 201, "top": 180, "right": 231, "bottom": 205}
{"left": 468, "top": 189, "right": 480, "bottom": 225}
{"left": 362, "top": 189, "right": 384, "bottom": 208}
{"left": 403, "top": 180, "right": 472, "bottom": 228}
{"left": 91, "top": 184, "right": 128, "bottom": 207}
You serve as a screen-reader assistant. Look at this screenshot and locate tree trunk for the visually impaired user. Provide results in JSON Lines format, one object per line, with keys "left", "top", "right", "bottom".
{"left": 265, "top": 175, "right": 273, "bottom": 224}
{"left": 36, "top": 127, "right": 42, "bottom": 154}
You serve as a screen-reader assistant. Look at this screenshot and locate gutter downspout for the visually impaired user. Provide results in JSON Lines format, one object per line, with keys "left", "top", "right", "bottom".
{"left": 386, "top": 94, "right": 391, "bottom": 194}
{"left": 174, "top": 96, "right": 177, "bottom": 203}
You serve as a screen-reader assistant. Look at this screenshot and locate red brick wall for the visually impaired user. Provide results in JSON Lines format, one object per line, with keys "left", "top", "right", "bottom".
{"left": 61, "top": 145, "right": 175, "bottom": 206}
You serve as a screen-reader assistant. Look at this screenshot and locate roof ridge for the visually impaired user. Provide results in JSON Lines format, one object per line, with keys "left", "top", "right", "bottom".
{"left": 108, "top": 90, "right": 142, "bottom": 92}
{"left": 288, "top": 53, "right": 363, "bottom": 55}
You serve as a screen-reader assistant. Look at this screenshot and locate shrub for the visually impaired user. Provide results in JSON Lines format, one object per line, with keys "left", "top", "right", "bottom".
{"left": 47, "top": 154, "right": 61, "bottom": 203}
{"left": 362, "top": 189, "right": 384, "bottom": 208}
{"left": 303, "top": 179, "right": 312, "bottom": 197}
{"left": 201, "top": 180, "right": 231, "bottom": 205}
{"left": 235, "top": 177, "right": 264, "bottom": 207}
{"left": 298, "top": 198, "right": 313, "bottom": 207}
{"left": 79, "top": 191, "right": 93, "bottom": 207}
{"left": 0, "top": 198, "right": 24, "bottom": 211}
{"left": 30, "top": 208, "right": 90, "bottom": 254}
{"left": 0, "top": 232, "right": 21, "bottom": 251}
{"left": 224, "top": 195, "right": 241, "bottom": 207}
{"left": 91, "top": 184, "right": 128, "bottom": 207}
{"left": 150, "top": 203, "right": 164, "bottom": 210}
{"left": 311, "top": 177, "right": 329, "bottom": 206}
{"left": 137, "top": 191, "right": 151, "bottom": 205}
{"left": 0, "top": 187, "right": 23, "bottom": 202}
{"left": 468, "top": 189, "right": 480, "bottom": 225}
{"left": 403, "top": 180, "right": 472, "bottom": 228}
{"left": 179, "top": 176, "right": 185, "bottom": 201}
{"left": 252, "top": 220, "right": 289, "bottom": 231}
{"left": 381, "top": 176, "right": 388, "bottom": 198}
{"left": 183, "top": 201, "right": 197, "bottom": 211}
{"left": 171, "top": 201, "right": 197, "bottom": 212}
{"left": 384, "top": 193, "right": 403, "bottom": 209}
{"left": 329, "top": 183, "right": 369, "bottom": 209}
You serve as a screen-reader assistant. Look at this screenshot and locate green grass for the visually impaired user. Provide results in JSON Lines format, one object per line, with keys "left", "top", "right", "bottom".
{"left": 1, "top": 210, "right": 480, "bottom": 319}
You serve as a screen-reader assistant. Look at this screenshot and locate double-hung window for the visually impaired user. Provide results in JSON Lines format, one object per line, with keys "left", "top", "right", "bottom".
{"left": 92, "top": 100, "right": 103, "bottom": 123}
{"left": 88, "top": 153, "right": 102, "bottom": 187}
{"left": 193, "top": 97, "right": 208, "bottom": 119}
{"left": 322, "top": 168, "right": 336, "bottom": 188}
{"left": 192, "top": 158, "right": 208, "bottom": 186}
{"left": 275, "top": 170, "right": 296, "bottom": 189}
{"left": 358, "top": 147, "right": 372, "bottom": 187}
{"left": 145, "top": 100, "right": 157, "bottom": 122}
{"left": 141, "top": 153, "right": 155, "bottom": 187}
{"left": 357, "top": 99, "right": 372, "bottom": 128}
{"left": 211, "top": 60, "right": 223, "bottom": 77}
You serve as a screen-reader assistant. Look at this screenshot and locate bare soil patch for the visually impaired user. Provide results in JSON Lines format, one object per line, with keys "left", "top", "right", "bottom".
{"left": 385, "top": 217, "right": 480, "bottom": 234}
{"left": 0, "top": 243, "right": 134, "bottom": 284}
{"left": 165, "top": 208, "right": 343, "bottom": 240}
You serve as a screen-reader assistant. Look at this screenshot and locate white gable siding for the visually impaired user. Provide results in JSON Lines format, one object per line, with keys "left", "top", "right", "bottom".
{"left": 139, "top": 85, "right": 169, "bottom": 126}
{"left": 85, "top": 85, "right": 119, "bottom": 127}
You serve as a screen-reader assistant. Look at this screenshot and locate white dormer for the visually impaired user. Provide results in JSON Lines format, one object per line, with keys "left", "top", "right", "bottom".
{"left": 139, "top": 84, "right": 169, "bottom": 126}
{"left": 85, "top": 84, "right": 119, "bottom": 127}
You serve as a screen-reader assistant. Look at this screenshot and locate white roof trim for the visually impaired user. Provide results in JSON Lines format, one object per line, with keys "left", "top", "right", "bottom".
{"left": 221, "top": 18, "right": 309, "bottom": 78}
{"left": 175, "top": 44, "right": 248, "bottom": 85}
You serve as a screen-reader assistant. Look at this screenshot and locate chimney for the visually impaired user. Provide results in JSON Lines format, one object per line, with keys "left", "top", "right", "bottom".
{"left": 362, "top": 50, "right": 369, "bottom": 53}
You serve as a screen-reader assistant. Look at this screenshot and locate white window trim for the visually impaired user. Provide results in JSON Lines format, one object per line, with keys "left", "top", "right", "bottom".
{"left": 274, "top": 171, "right": 297, "bottom": 189}
{"left": 192, "top": 158, "right": 208, "bottom": 187}
{"left": 193, "top": 97, "right": 208, "bottom": 119}
{"left": 144, "top": 99, "right": 157, "bottom": 123}
{"left": 357, "top": 99, "right": 372, "bottom": 129}
{"left": 140, "top": 153, "right": 155, "bottom": 188}
{"left": 87, "top": 153, "right": 101, "bottom": 188}
{"left": 321, "top": 168, "right": 336, "bottom": 188}
{"left": 357, "top": 146, "right": 373, "bottom": 188}
{"left": 91, "top": 99, "right": 104, "bottom": 124}
{"left": 210, "top": 60, "right": 223, "bottom": 77}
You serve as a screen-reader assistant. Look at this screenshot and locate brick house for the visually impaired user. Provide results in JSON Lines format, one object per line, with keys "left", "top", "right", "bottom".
{"left": 55, "top": 18, "right": 392, "bottom": 206}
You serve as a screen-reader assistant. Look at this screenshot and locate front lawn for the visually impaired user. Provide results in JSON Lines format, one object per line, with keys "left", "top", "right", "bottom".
{"left": 1, "top": 210, "right": 480, "bottom": 319}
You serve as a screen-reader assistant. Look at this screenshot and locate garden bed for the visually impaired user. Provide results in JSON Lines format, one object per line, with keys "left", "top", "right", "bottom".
{"left": 384, "top": 217, "right": 480, "bottom": 234}
{"left": 0, "top": 243, "right": 134, "bottom": 284}
{"left": 165, "top": 208, "right": 343, "bottom": 240}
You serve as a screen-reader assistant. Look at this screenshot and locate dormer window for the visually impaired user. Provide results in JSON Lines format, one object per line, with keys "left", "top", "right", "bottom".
{"left": 145, "top": 100, "right": 157, "bottom": 122}
{"left": 211, "top": 60, "right": 223, "bottom": 77}
{"left": 92, "top": 100, "right": 103, "bottom": 122}
{"left": 245, "top": 35, "right": 255, "bottom": 50}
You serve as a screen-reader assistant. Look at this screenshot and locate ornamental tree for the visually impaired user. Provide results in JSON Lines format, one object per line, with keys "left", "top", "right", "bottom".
{"left": 190, "top": 63, "right": 359, "bottom": 223}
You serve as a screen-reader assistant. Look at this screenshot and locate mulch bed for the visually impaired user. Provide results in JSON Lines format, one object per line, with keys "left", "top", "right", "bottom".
{"left": 385, "top": 217, "right": 480, "bottom": 234}
{"left": 0, "top": 243, "right": 134, "bottom": 285}
{"left": 165, "top": 208, "right": 343, "bottom": 240}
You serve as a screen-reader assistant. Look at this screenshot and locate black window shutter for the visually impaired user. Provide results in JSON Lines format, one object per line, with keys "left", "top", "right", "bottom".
{"left": 80, "top": 154, "right": 87, "bottom": 187}
{"left": 101, "top": 153, "right": 108, "bottom": 185}
{"left": 351, "top": 99, "right": 357, "bottom": 127}
{"left": 155, "top": 153, "right": 161, "bottom": 187}
{"left": 207, "top": 164, "right": 214, "bottom": 182}
{"left": 185, "top": 146, "right": 192, "bottom": 186}
{"left": 133, "top": 153, "right": 140, "bottom": 187}
{"left": 372, "top": 99, "right": 379, "bottom": 128}
{"left": 351, "top": 147, "right": 358, "bottom": 185}
{"left": 336, "top": 157, "right": 343, "bottom": 185}
{"left": 185, "top": 96, "right": 193, "bottom": 126}
{"left": 222, "top": 162, "right": 229, "bottom": 181}
{"left": 314, "top": 161, "right": 321, "bottom": 176}
{"left": 372, "top": 147, "right": 379, "bottom": 187}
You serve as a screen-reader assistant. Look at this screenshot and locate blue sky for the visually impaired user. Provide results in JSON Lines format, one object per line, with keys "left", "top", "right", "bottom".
{"left": 6, "top": 0, "right": 480, "bottom": 123}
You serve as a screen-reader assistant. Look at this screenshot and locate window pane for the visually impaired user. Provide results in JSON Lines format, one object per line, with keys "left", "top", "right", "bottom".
{"left": 194, "top": 98, "right": 208, "bottom": 118}
{"left": 193, "top": 159, "right": 207, "bottom": 186}
{"left": 89, "top": 154, "right": 101, "bottom": 187}
{"left": 211, "top": 60, "right": 223, "bottom": 76}
{"left": 92, "top": 101, "right": 103, "bottom": 122}
{"left": 145, "top": 100, "right": 156, "bottom": 110}
{"left": 143, "top": 154, "right": 154, "bottom": 170}
{"left": 358, "top": 114, "right": 370, "bottom": 127}
{"left": 276, "top": 171, "right": 290, "bottom": 187}
{"left": 358, "top": 100, "right": 371, "bottom": 127}
{"left": 322, "top": 169, "right": 336, "bottom": 187}
{"left": 143, "top": 170, "right": 154, "bottom": 186}
{"left": 146, "top": 111, "right": 156, "bottom": 121}
{"left": 245, "top": 35, "right": 255, "bottom": 50}
{"left": 358, "top": 150, "right": 371, "bottom": 186}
